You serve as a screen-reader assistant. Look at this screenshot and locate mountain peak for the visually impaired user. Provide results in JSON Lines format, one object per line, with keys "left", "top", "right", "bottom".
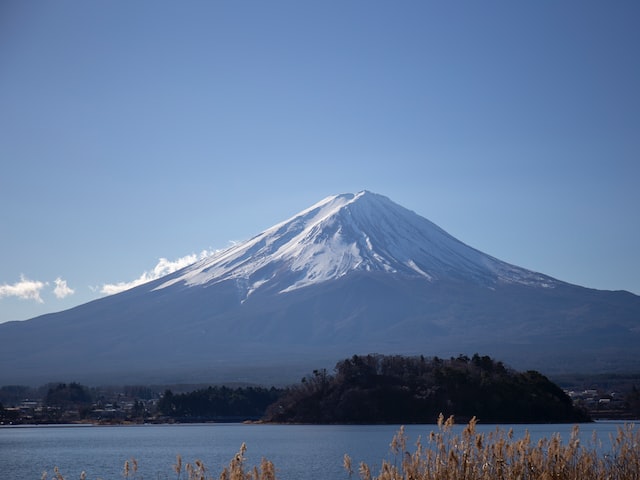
{"left": 3, "top": 191, "right": 639, "bottom": 386}
{"left": 156, "top": 191, "right": 556, "bottom": 298}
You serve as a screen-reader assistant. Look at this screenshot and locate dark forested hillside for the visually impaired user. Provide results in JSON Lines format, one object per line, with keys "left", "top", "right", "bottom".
{"left": 264, "top": 354, "right": 591, "bottom": 424}
{"left": 157, "top": 386, "right": 281, "bottom": 421}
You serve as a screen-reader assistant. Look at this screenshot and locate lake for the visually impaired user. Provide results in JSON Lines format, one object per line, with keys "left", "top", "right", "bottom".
{"left": 0, "top": 421, "right": 634, "bottom": 480}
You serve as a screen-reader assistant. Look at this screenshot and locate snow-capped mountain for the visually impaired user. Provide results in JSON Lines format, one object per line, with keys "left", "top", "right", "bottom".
{"left": 157, "top": 191, "right": 556, "bottom": 298}
{"left": 1, "top": 191, "right": 638, "bottom": 386}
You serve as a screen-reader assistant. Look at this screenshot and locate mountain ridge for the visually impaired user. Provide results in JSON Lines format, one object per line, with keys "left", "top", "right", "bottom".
{"left": 1, "top": 191, "right": 638, "bottom": 386}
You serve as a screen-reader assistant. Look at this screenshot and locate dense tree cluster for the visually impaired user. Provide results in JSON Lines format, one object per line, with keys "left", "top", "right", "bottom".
{"left": 627, "top": 386, "right": 640, "bottom": 416}
{"left": 264, "top": 354, "right": 591, "bottom": 424}
{"left": 158, "top": 386, "right": 281, "bottom": 421}
{"left": 45, "top": 382, "right": 93, "bottom": 408}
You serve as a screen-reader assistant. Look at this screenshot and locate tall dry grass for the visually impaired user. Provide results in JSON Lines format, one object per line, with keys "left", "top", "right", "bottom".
{"left": 40, "top": 416, "right": 640, "bottom": 480}
{"left": 345, "top": 414, "right": 640, "bottom": 480}
{"left": 40, "top": 443, "right": 276, "bottom": 480}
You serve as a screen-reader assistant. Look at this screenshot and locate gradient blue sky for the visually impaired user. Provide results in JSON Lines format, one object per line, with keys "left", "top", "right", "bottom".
{"left": 1, "top": 1, "right": 639, "bottom": 323}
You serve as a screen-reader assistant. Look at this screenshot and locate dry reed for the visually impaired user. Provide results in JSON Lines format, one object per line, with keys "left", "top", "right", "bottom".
{"left": 41, "top": 443, "right": 276, "bottom": 480}
{"left": 346, "top": 414, "right": 640, "bottom": 480}
{"left": 39, "top": 417, "right": 640, "bottom": 480}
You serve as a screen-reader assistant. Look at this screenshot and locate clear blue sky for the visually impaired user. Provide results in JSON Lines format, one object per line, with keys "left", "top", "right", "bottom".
{"left": 1, "top": 1, "right": 639, "bottom": 323}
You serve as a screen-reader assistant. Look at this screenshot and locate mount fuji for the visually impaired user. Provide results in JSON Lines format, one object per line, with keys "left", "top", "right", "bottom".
{"left": 1, "top": 191, "right": 639, "bottom": 385}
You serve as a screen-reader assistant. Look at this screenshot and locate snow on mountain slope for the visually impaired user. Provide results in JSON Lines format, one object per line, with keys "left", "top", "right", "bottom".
{"left": 156, "top": 191, "right": 557, "bottom": 299}
{"left": 2, "top": 190, "right": 639, "bottom": 386}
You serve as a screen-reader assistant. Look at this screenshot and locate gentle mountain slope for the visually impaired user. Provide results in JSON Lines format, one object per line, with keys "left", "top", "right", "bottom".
{"left": 1, "top": 191, "right": 638, "bottom": 385}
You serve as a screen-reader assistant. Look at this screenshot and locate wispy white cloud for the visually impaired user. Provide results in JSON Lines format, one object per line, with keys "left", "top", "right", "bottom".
{"left": 53, "top": 277, "right": 75, "bottom": 299}
{"left": 0, "top": 275, "right": 47, "bottom": 303}
{"left": 100, "top": 250, "right": 215, "bottom": 296}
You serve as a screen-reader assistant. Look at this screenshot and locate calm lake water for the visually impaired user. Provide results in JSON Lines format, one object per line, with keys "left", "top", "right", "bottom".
{"left": 0, "top": 422, "right": 634, "bottom": 480}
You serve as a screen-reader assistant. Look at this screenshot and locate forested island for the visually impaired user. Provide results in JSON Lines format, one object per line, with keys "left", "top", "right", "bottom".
{"left": 264, "top": 354, "right": 591, "bottom": 423}
{"left": 7, "top": 353, "right": 640, "bottom": 425}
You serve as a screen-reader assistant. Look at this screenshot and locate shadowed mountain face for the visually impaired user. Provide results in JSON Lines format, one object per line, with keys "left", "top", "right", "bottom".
{"left": 2, "top": 191, "right": 639, "bottom": 385}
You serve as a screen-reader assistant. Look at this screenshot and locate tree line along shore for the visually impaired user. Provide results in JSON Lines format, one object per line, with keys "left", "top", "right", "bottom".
{"left": 2, "top": 354, "right": 640, "bottom": 425}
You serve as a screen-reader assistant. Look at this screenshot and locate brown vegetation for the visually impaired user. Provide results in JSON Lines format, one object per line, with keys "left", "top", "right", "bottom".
{"left": 346, "top": 415, "right": 640, "bottom": 480}
{"left": 41, "top": 443, "right": 277, "bottom": 480}
{"left": 40, "top": 417, "right": 640, "bottom": 480}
